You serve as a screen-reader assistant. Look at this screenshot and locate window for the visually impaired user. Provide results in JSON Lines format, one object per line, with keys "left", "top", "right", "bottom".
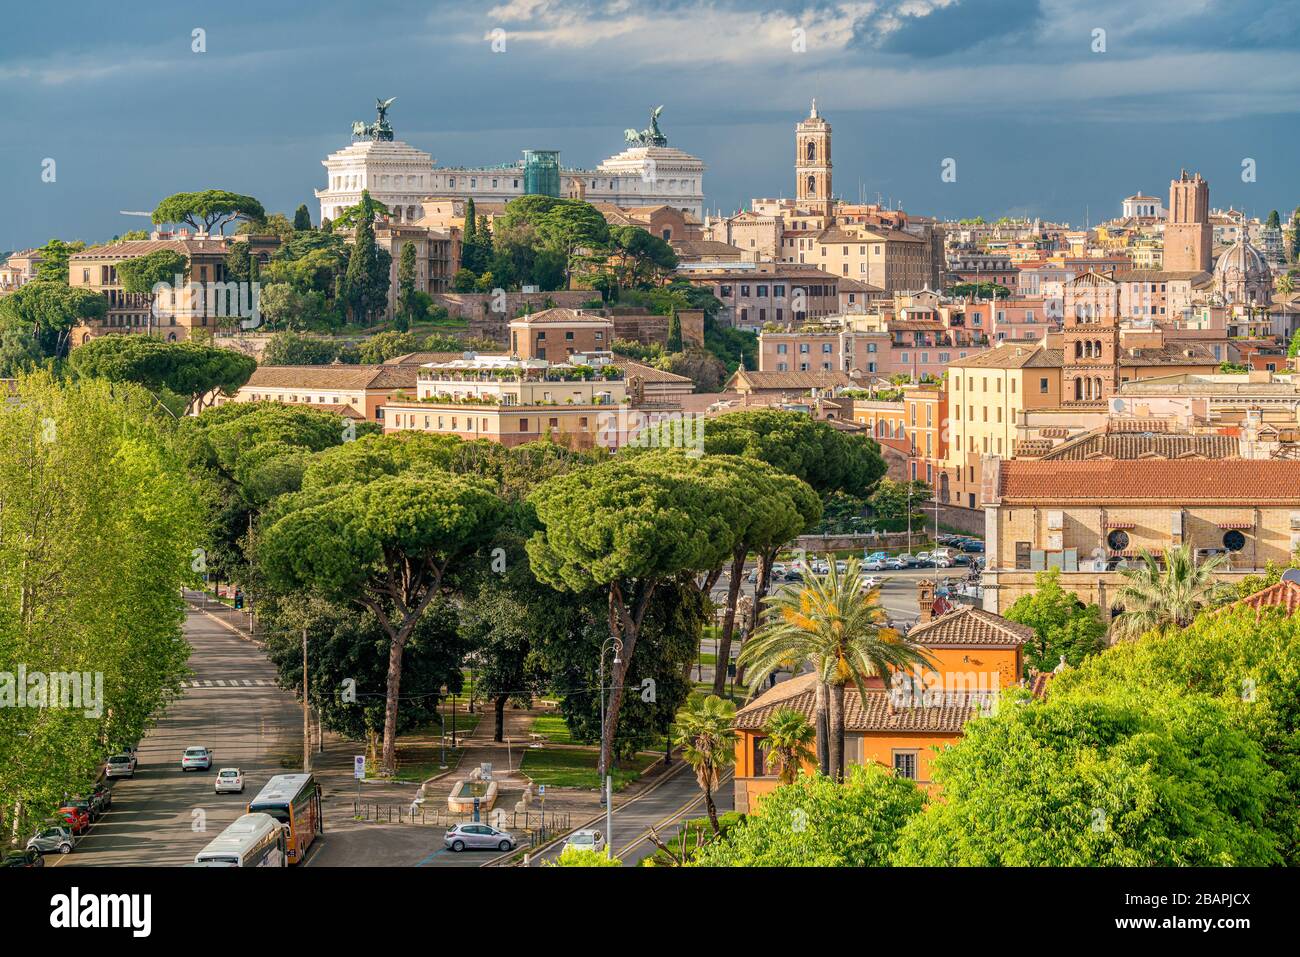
{"left": 1039, "top": 377, "right": 1049, "bottom": 394}
{"left": 1223, "top": 530, "right": 1246, "bottom": 552}
{"left": 892, "top": 751, "right": 918, "bottom": 780}
{"left": 1107, "top": 529, "right": 1130, "bottom": 551}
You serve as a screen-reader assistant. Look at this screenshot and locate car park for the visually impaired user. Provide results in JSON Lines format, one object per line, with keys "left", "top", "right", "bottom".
{"left": 105, "top": 753, "right": 135, "bottom": 779}
{"left": 214, "top": 768, "right": 245, "bottom": 794}
{"left": 563, "top": 829, "right": 607, "bottom": 854}
{"left": 0, "top": 848, "right": 44, "bottom": 867}
{"left": 26, "top": 825, "right": 74, "bottom": 856}
{"left": 181, "top": 747, "right": 214, "bottom": 771}
{"left": 444, "top": 822, "right": 517, "bottom": 853}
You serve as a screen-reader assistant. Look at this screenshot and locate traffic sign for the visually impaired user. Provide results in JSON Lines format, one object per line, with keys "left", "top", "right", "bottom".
{"left": 353, "top": 755, "right": 366, "bottom": 779}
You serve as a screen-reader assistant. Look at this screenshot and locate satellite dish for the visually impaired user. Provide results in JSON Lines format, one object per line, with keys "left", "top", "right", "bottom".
{"left": 1109, "top": 397, "right": 1127, "bottom": 414}
{"left": 1282, "top": 568, "right": 1300, "bottom": 586}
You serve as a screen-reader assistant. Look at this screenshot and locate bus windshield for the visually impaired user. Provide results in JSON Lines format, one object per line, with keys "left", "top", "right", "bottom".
{"left": 247, "top": 804, "right": 290, "bottom": 825}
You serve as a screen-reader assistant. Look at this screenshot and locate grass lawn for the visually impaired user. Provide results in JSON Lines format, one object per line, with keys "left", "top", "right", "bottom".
{"left": 377, "top": 754, "right": 464, "bottom": 783}
{"left": 520, "top": 748, "right": 656, "bottom": 792}
{"left": 434, "top": 711, "right": 480, "bottom": 741}
{"left": 529, "top": 713, "right": 578, "bottom": 745}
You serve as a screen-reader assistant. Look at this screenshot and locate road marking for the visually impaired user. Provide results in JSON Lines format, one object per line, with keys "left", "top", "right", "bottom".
{"left": 615, "top": 768, "right": 735, "bottom": 861}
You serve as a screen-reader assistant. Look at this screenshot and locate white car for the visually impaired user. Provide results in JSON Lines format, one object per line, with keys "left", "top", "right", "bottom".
{"left": 214, "top": 768, "right": 244, "bottom": 794}
{"left": 105, "top": 753, "right": 136, "bottom": 779}
{"left": 859, "top": 575, "right": 882, "bottom": 590}
{"left": 564, "top": 829, "right": 607, "bottom": 854}
{"left": 181, "top": 747, "right": 213, "bottom": 772}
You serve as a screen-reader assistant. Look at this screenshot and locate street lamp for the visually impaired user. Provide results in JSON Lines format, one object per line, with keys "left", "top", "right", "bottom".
{"left": 598, "top": 635, "right": 623, "bottom": 804}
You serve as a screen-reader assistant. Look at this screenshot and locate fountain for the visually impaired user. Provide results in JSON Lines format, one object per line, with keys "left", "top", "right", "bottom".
{"left": 447, "top": 763, "right": 499, "bottom": 813}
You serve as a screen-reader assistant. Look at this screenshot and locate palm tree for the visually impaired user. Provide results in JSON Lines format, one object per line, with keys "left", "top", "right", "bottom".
{"left": 1110, "top": 544, "right": 1229, "bottom": 642}
{"left": 761, "top": 707, "right": 815, "bottom": 785}
{"left": 1276, "top": 273, "right": 1294, "bottom": 299}
{"left": 673, "top": 695, "right": 738, "bottom": 834}
{"left": 738, "top": 559, "right": 934, "bottom": 782}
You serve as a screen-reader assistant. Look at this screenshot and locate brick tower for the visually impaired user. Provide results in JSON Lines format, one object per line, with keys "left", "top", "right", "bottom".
{"left": 1165, "top": 170, "right": 1211, "bottom": 273}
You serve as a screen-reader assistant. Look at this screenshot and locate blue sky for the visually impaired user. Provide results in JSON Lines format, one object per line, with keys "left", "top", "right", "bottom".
{"left": 2, "top": 0, "right": 1297, "bottom": 251}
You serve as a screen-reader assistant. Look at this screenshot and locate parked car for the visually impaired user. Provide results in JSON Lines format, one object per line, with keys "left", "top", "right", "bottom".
{"left": 214, "top": 768, "right": 244, "bottom": 794}
{"left": 859, "top": 575, "right": 883, "bottom": 591}
{"left": 83, "top": 784, "right": 112, "bottom": 817}
{"left": 26, "top": 825, "right": 74, "bottom": 856}
{"left": 861, "top": 557, "right": 888, "bottom": 571}
{"left": 863, "top": 551, "right": 888, "bottom": 564}
{"left": 893, "top": 553, "right": 919, "bottom": 567}
{"left": 782, "top": 570, "right": 804, "bottom": 584}
{"left": 444, "top": 822, "right": 517, "bottom": 853}
{"left": 810, "top": 559, "right": 830, "bottom": 575}
{"left": 961, "top": 540, "right": 985, "bottom": 553}
{"left": 105, "top": 753, "right": 135, "bottom": 779}
{"left": 181, "top": 747, "right": 213, "bottom": 772}
{"left": 58, "top": 802, "right": 92, "bottom": 833}
{"left": 0, "top": 848, "right": 44, "bottom": 867}
{"left": 564, "top": 829, "right": 607, "bottom": 854}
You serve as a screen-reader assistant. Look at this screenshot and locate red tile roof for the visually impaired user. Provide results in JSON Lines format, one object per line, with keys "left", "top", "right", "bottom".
{"left": 1229, "top": 579, "right": 1300, "bottom": 616}
{"left": 733, "top": 672, "right": 993, "bottom": 733}
{"left": 908, "top": 605, "right": 1035, "bottom": 647}
{"left": 997, "top": 459, "right": 1300, "bottom": 504}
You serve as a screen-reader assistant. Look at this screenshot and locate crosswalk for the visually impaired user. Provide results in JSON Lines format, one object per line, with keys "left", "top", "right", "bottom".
{"left": 179, "top": 678, "right": 276, "bottom": 688}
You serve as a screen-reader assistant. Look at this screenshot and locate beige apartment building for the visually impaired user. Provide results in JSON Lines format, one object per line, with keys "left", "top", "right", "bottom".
{"left": 67, "top": 234, "right": 280, "bottom": 346}
{"left": 227, "top": 364, "right": 418, "bottom": 423}
{"left": 382, "top": 353, "right": 634, "bottom": 448}
{"left": 981, "top": 457, "right": 1300, "bottom": 614}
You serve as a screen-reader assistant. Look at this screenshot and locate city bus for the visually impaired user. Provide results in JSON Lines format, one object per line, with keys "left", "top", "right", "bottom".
{"left": 247, "top": 774, "right": 322, "bottom": 865}
{"left": 193, "top": 813, "right": 287, "bottom": 867}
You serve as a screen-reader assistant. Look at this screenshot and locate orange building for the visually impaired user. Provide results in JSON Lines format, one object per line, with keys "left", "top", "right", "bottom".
{"left": 732, "top": 603, "right": 1033, "bottom": 812}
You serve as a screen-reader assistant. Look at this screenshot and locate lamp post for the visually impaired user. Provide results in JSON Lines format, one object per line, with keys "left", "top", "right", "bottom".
{"left": 598, "top": 635, "right": 623, "bottom": 805}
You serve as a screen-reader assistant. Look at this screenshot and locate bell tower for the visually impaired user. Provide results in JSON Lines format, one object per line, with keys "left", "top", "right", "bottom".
{"left": 795, "top": 99, "right": 833, "bottom": 218}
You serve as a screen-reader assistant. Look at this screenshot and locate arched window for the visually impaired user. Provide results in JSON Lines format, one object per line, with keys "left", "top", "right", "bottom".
{"left": 1074, "top": 341, "right": 1082, "bottom": 359}
{"left": 806, "top": 175, "right": 816, "bottom": 195}
{"left": 806, "top": 141, "right": 816, "bottom": 161}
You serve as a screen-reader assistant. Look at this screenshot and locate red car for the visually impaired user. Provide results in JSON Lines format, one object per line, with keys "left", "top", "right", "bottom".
{"left": 57, "top": 806, "right": 90, "bottom": 835}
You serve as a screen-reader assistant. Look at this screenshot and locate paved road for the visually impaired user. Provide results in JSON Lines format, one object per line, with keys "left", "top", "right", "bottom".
{"left": 57, "top": 605, "right": 302, "bottom": 867}
{"left": 526, "top": 759, "right": 733, "bottom": 867}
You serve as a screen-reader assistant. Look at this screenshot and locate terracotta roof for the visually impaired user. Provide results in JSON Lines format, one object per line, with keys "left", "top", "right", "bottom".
{"left": 949, "top": 343, "right": 1061, "bottom": 369}
{"left": 1039, "top": 430, "right": 1238, "bottom": 461}
{"left": 510, "top": 308, "right": 609, "bottom": 326}
{"left": 1228, "top": 579, "right": 1300, "bottom": 616}
{"left": 671, "top": 239, "right": 744, "bottom": 259}
{"left": 72, "top": 238, "right": 230, "bottom": 259}
{"left": 618, "top": 360, "right": 693, "bottom": 384}
{"left": 908, "top": 605, "right": 1035, "bottom": 647}
{"left": 733, "top": 672, "right": 992, "bottom": 734}
{"left": 1118, "top": 342, "right": 1219, "bottom": 367}
{"left": 245, "top": 364, "right": 417, "bottom": 391}
{"left": 997, "top": 459, "right": 1300, "bottom": 503}
{"left": 725, "top": 370, "right": 857, "bottom": 391}
{"left": 382, "top": 351, "right": 472, "bottom": 366}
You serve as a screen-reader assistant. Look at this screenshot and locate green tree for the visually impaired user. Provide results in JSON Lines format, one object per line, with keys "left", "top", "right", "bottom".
{"left": 868, "top": 477, "right": 931, "bottom": 521}
{"left": 152, "top": 189, "right": 266, "bottom": 236}
{"left": 34, "top": 238, "right": 87, "bottom": 283}
{"left": 258, "top": 474, "right": 503, "bottom": 773}
{"left": 0, "top": 280, "right": 107, "bottom": 358}
{"left": 1110, "top": 544, "right": 1229, "bottom": 642}
{"left": 894, "top": 692, "right": 1280, "bottom": 866}
{"left": 740, "top": 560, "right": 933, "bottom": 779}
{"left": 343, "top": 212, "right": 392, "bottom": 325}
{"left": 526, "top": 450, "right": 737, "bottom": 775}
{"left": 674, "top": 695, "right": 738, "bottom": 834}
{"left": 331, "top": 190, "right": 390, "bottom": 231}
{"left": 67, "top": 336, "right": 255, "bottom": 413}
{"left": 549, "top": 846, "right": 622, "bottom": 867}
{"left": 116, "top": 250, "right": 190, "bottom": 294}
{"left": 260, "top": 330, "right": 348, "bottom": 365}
{"left": 760, "top": 707, "right": 815, "bottom": 785}
{"left": 396, "top": 241, "right": 417, "bottom": 332}
{"left": 0, "top": 372, "right": 204, "bottom": 834}
{"left": 1003, "top": 567, "right": 1108, "bottom": 672}
{"left": 293, "top": 204, "right": 313, "bottom": 231}
{"left": 665, "top": 310, "right": 683, "bottom": 351}
{"left": 691, "top": 765, "right": 923, "bottom": 867}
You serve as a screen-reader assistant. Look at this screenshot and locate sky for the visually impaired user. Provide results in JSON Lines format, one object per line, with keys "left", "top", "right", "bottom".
{"left": 2, "top": 0, "right": 1298, "bottom": 252}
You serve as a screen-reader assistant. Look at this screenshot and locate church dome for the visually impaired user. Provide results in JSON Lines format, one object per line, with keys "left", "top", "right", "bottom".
{"left": 1214, "top": 237, "right": 1270, "bottom": 280}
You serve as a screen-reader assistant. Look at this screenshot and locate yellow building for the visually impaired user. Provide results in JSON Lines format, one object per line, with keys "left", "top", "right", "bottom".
{"left": 980, "top": 456, "right": 1300, "bottom": 614}
{"left": 731, "top": 603, "right": 1032, "bottom": 812}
